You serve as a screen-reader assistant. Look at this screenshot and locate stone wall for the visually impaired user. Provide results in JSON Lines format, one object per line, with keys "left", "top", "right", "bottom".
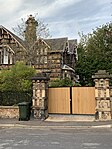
{"left": 0, "top": 106, "right": 19, "bottom": 118}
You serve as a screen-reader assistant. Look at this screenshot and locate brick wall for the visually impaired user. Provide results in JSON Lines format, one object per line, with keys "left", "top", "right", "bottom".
{"left": 0, "top": 106, "right": 19, "bottom": 118}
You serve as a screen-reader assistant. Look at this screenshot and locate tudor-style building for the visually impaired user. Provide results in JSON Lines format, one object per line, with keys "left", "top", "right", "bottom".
{"left": 45, "top": 38, "right": 77, "bottom": 81}
{"left": 30, "top": 37, "right": 77, "bottom": 81}
{"left": 0, "top": 15, "right": 78, "bottom": 81}
{"left": 0, "top": 25, "right": 26, "bottom": 66}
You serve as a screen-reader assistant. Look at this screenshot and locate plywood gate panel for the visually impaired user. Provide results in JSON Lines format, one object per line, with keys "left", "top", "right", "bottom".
{"left": 48, "top": 87, "right": 70, "bottom": 114}
{"left": 72, "top": 87, "right": 95, "bottom": 114}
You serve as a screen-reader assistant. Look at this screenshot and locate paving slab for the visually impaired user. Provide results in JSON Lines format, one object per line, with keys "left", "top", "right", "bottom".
{"left": 0, "top": 116, "right": 112, "bottom": 128}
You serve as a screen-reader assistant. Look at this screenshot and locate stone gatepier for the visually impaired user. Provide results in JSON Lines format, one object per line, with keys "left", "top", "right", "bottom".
{"left": 92, "top": 70, "right": 112, "bottom": 120}
{"left": 31, "top": 73, "right": 50, "bottom": 120}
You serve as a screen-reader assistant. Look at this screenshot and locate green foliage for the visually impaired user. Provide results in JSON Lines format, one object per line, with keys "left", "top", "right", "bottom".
{"left": 0, "top": 91, "right": 32, "bottom": 106}
{"left": 74, "top": 83, "right": 81, "bottom": 87}
{"left": 76, "top": 23, "right": 112, "bottom": 86}
{"left": 0, "top": 61, "right": 36, "bottom": 91}
{"left": 49, "top": 77, "right": 74, "bottom": 87}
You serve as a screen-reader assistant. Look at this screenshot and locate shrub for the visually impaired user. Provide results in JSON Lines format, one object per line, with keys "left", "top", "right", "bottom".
{"left": 0, "top": 61, "right": 36, "bottom": 92}
{"left": 49, "top": 77, "right": 73, "bottom": 87}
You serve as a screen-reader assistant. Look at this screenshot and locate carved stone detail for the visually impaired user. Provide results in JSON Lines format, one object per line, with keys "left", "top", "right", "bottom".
{"left": 31, "top": 73, "right": 50, "bottom": 120}
{"left": 92, "top": 70, "right": 112, "bottom": 120}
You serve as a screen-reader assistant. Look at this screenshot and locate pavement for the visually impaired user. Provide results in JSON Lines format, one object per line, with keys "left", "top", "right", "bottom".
{"left": 0, "top": 115, "right": 112, "bottom": 129}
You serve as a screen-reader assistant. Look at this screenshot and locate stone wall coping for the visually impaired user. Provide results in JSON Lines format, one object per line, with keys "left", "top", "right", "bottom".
{"left": 92, "top": 70, "right": 112, "bottom": 79}
{"left": 31, "top": 73, "right": 50, "bottom": 81}
{"left": 0, "top": 106, "right": 18, "bottom": 109}
{"left": 96, "top": 109, "right": 111, "bottom": 112}
{"left": 95, "top": 97, "right": 110, "bottom": 100}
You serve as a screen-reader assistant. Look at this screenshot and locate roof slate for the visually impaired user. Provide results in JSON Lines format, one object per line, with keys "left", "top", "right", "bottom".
{"left": 68, "top": 39, "right": 77, "bottom": 53}
{"left": 0, "top": 25, "right": 77, "bottom": 54}
{"left": 44, "top": 37, "right": 68, "bottom": 51}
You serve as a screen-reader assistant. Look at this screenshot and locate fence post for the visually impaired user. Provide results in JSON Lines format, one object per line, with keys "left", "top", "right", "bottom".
{"left": 31, "top": 73, "right": 50, "bottom": 120}
{"left": 70, "top": 87, "right": 72, "bottom": 114}
{"left": 92, "top": 70, "right": 112, "bottom": 120}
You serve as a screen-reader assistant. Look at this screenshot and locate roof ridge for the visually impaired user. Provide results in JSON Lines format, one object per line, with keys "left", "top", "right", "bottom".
{"left": 44, "top": 37, "right": 68, "bottom": 40}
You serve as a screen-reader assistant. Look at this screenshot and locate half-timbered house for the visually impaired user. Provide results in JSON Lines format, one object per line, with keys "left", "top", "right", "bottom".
{"left": 0, "top": 15, "right": 78, "bottom": 81}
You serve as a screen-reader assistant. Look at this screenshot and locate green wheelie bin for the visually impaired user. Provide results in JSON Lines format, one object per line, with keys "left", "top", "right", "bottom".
{"left": 18, "top": 102, "right": 31, "bottom": 121}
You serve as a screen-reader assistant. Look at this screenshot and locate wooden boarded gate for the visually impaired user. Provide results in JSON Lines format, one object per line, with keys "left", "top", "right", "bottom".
{"left": 48, "top": 87, "right": 70, "bottom": 114}
{"left": 72, "top": 87, "right": 95, "bottom": 114}
{"left": 48, "top": 87, "right": 95, "bottom": 114}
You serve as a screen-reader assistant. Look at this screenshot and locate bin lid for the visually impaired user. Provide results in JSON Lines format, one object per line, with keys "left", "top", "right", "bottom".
{"left": 18, "top": 102, "right": 29, "bottom": 106}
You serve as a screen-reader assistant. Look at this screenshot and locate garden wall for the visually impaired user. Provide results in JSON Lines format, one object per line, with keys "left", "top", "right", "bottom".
{"left": 0, "top": 106, "right": 19, "bottom": 118}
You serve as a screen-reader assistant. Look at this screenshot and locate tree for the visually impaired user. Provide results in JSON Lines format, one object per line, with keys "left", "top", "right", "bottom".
{"left": 0, "top": 61, "right": 36, "bottom": 91}
{"left": 13, "top": 14, "right": 51, "bottom": 65}
{"left": 13, "top": 14, "right": 50, "bottom": 41}
{"left": 76, "top": 23, "right": 112, "bottom": 86}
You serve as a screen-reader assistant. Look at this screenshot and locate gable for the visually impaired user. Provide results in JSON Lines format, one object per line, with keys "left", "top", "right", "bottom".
{"left": 0, "top": 26, "right": 27, "bottom": 64}
{"left": 0, "top": 25, "right": 26, "bottom": 52}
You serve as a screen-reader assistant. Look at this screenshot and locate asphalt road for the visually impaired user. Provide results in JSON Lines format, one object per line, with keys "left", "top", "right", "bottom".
{"left": 0, "top": 127, "right": 112, "bottom": 149}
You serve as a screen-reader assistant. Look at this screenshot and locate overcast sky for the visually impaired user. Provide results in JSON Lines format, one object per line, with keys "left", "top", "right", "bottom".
{"left": 0, "top": 0, "right": 111, "bottom": 40}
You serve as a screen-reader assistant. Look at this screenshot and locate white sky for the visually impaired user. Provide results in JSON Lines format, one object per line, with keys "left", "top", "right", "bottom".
{"left": 0, "top": 0, "right": 111, "bottom": 40}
